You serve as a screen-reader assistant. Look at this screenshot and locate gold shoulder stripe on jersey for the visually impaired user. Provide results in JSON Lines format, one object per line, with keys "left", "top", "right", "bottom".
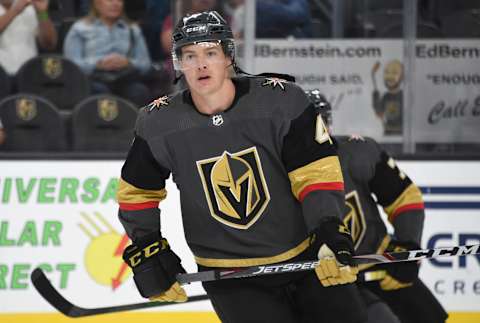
{"left": 384, "top": 183, "right": 424, "bottom": 222}
{"left": 288, "top": 156, "right": 343, "bottom": 200}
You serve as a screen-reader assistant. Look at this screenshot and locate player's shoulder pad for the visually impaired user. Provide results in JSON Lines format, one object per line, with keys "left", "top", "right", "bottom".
{"left": 337, "top": 135, "right": 380, "bottom": 153}
{"left": 256, "top": 72, "right": 296, "bottom": 83}
{"left": 256, "top": 75, "right": 296, "bottom": 92}
{"left": 249, "top": 74, "right": 310, "bottom": 113}
{"left": 135, "top": 91, "right": 185, "bottom": 135}
{"left": 239, "top": 73, "right": 295, "bottom": 92}
{"left": 142, "top": 91, "right": 182, "bottom": 114}
{"left": 144, "top": 95, "right": 171, "bottom": 112}
{"left": 355, "top": 135, "right": 382, "bottom": 153}
{"left": 346, "top": 135, "right": 376, "bottom": 146}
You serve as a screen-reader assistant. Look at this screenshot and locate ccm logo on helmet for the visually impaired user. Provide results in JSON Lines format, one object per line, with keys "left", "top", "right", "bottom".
{"left": 186, "top": 25, "right": 207, "bottom": 33}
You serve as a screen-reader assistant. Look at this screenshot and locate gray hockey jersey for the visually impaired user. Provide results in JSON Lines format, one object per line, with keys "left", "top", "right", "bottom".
{"left": 117, "top": 76, "right": 346, "bottom": 268}
{"left": 335, "top": 136, "right": 424, "bottom": 267}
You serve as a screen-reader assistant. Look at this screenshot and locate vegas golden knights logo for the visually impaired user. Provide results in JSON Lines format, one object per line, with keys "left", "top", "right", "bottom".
{"left": 43, "top": 57, "right": 63, "bottom": 79}
{"left": 197, "top": 147, "right": 270, "bottom": 229}
{"left": 16, "top": 98, "right": 37, "bottom": 121}
{"left": 344, "top": 191, "right": 367, "bottom": 250}
{"left": 97, "top": 99, "right": 119, "bottom": 122}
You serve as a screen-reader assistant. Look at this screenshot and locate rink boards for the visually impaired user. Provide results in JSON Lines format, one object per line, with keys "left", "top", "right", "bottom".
{"left": 0, "top": 160, "right": 479, "bottom": 323}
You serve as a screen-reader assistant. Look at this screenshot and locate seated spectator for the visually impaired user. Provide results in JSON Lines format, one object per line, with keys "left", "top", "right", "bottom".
{"left": 224, "top": 0, "right": 245, "bottom": 39}
{"left": 258, "top": 0, "right": 312, "bottom": 38}
{"left": 227, "top": 0, "right": 313, "bottom": 39}
{"left": 0, "top": 0, "right": 57, "bottom": 77}
{"left": 64, "top": 0, "right": 152, "bottom": 107}
{"left": 76, "top": 0, "right": 90, "bottom": 17}
{"left": 75, "top": 0, "right": 150, "bottom": 21}
{"left": 143, "top": 0, "right": 170, "bottom": 61}
{"left": 73, "top": 0, "right": 165, "bottom": 58}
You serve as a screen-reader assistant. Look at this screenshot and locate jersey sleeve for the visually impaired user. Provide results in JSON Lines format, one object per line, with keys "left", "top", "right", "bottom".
{"left": 116, "top": 109, "right": 171, "bottom": 244}
{"left": 280, "top": 85, "right": 346, "bottom": 233}
{"left": 367, "top": 141, "right": 424, "bottom": 244}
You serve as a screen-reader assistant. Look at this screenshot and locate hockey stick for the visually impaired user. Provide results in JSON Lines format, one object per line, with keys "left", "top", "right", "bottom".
{"left": 30, "top": 267, "right": 384, "bottom": 318}
{"left": 31, "top": 268, "right": 210, "bottom": 318}
{"left": 176, "top": 243, "right": 480, "bottom": 284}
{"left": 32, "top": 243, "right": 479, "bottom": 318}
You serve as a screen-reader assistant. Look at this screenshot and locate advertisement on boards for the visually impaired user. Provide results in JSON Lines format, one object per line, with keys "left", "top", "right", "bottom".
{"left": 254, "top": 39, "right": 480, "bottom": 144}
{"left": 0, "top": 160, "right": 479, "bottom": 319}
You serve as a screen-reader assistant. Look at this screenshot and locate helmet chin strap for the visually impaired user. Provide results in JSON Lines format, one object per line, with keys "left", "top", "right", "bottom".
{"left": 173, "top": 73, "right": 184, "bottom": 85}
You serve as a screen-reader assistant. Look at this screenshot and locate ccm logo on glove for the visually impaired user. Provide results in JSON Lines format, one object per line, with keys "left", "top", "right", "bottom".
{"left": 126, "top": 239, "right": 170, "bottom": 267}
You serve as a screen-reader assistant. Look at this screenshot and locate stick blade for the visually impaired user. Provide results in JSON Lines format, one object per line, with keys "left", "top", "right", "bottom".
{"left": 31, "top": 268, "right": 86, "bottom": 317}
{"left": 31, "top": 267, "right": 211, "bottom": 318}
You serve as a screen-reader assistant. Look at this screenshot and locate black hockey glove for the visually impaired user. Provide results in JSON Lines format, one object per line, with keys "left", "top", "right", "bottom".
{"left": 122, "top": 234, "right": 187, "bottom": 302}
{"left": 313, "top": 217, "right": 358, "bottom": 287}
{"left": 379, "top": 239, "right": 420, "bottom": 291}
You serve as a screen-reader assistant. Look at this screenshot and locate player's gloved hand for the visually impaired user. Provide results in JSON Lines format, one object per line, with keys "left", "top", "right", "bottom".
{"left": 380, "top": 239, "right": 420, "bottom": 291}
{"left": 313, "top": 217, "right": 358, "bottom": 287}
{"left": 122, "top": 234, "right": 187, "bottom": 302}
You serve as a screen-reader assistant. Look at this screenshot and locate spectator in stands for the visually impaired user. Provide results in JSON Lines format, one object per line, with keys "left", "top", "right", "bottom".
{"left": 227, "top": 0, "right": 313, "bottom": 39}
{"left": 76, "top": 0, "right": 90, "bottom": 16}
{"left": 64, "top": 0, "right": 152, "bottom": 107}
{"left": 258, "top": 0, "right": 312, "bottom": 38}
{"left": 143, "top": 0, "right": 170, "bottom": 61}
{"left": 0, "top": 117, "right": 5, "bottom": 146}
{"left": 75, "top": 0, "right": 150, "bottom": 21}
{"left": 224, "top": 0, "right": 245, "bottom": 39}
{"left": 0, "top": 0, "right": 58, "bottom": 77}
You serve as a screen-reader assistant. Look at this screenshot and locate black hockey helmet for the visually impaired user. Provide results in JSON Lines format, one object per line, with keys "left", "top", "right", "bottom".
{"left": 305, "top": 89, "right": 332, "bottom": 126}
{"left": 171, "top": 11, "right": 235, "bottom": 71}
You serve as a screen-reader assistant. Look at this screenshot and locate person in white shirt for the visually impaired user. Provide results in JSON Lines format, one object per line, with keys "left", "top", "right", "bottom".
{"left": 0, "top": 0, "right": 57, "bottom": 75}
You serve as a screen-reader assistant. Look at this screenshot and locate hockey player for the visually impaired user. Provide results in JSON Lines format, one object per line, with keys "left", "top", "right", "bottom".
{"left": 306, "top": 90, "right": 448, "bottom": 323}
{"left": 117, "top": 11, "right": 366, "bottom": 323}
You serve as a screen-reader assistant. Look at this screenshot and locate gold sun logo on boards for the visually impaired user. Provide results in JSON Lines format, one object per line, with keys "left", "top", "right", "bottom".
{"left": 78, "top": 212, "right": 131, "bottom": 290}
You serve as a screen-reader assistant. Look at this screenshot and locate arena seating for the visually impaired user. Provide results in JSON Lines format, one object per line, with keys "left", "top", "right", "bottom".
{"left": 71, "top": 94, "right": 138, "bottom": 152}
{"left": 15, "top": 55, "right": 90, "bottom": 110}
{"left": 440, "top": 9, "right": 480, "bottom": 38}
{"left": 355, "top": 9, "right": 443, "bottom": 38}
{"left": 0, "top": 94, "right": 66, "bottom": 151}
{"left": 0, "top": 65, "right": 10, "bottom": 100}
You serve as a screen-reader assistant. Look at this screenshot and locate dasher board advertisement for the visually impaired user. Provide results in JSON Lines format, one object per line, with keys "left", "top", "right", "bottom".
{"left": 254, "top": 39, "right": 480, "bottom": 143}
